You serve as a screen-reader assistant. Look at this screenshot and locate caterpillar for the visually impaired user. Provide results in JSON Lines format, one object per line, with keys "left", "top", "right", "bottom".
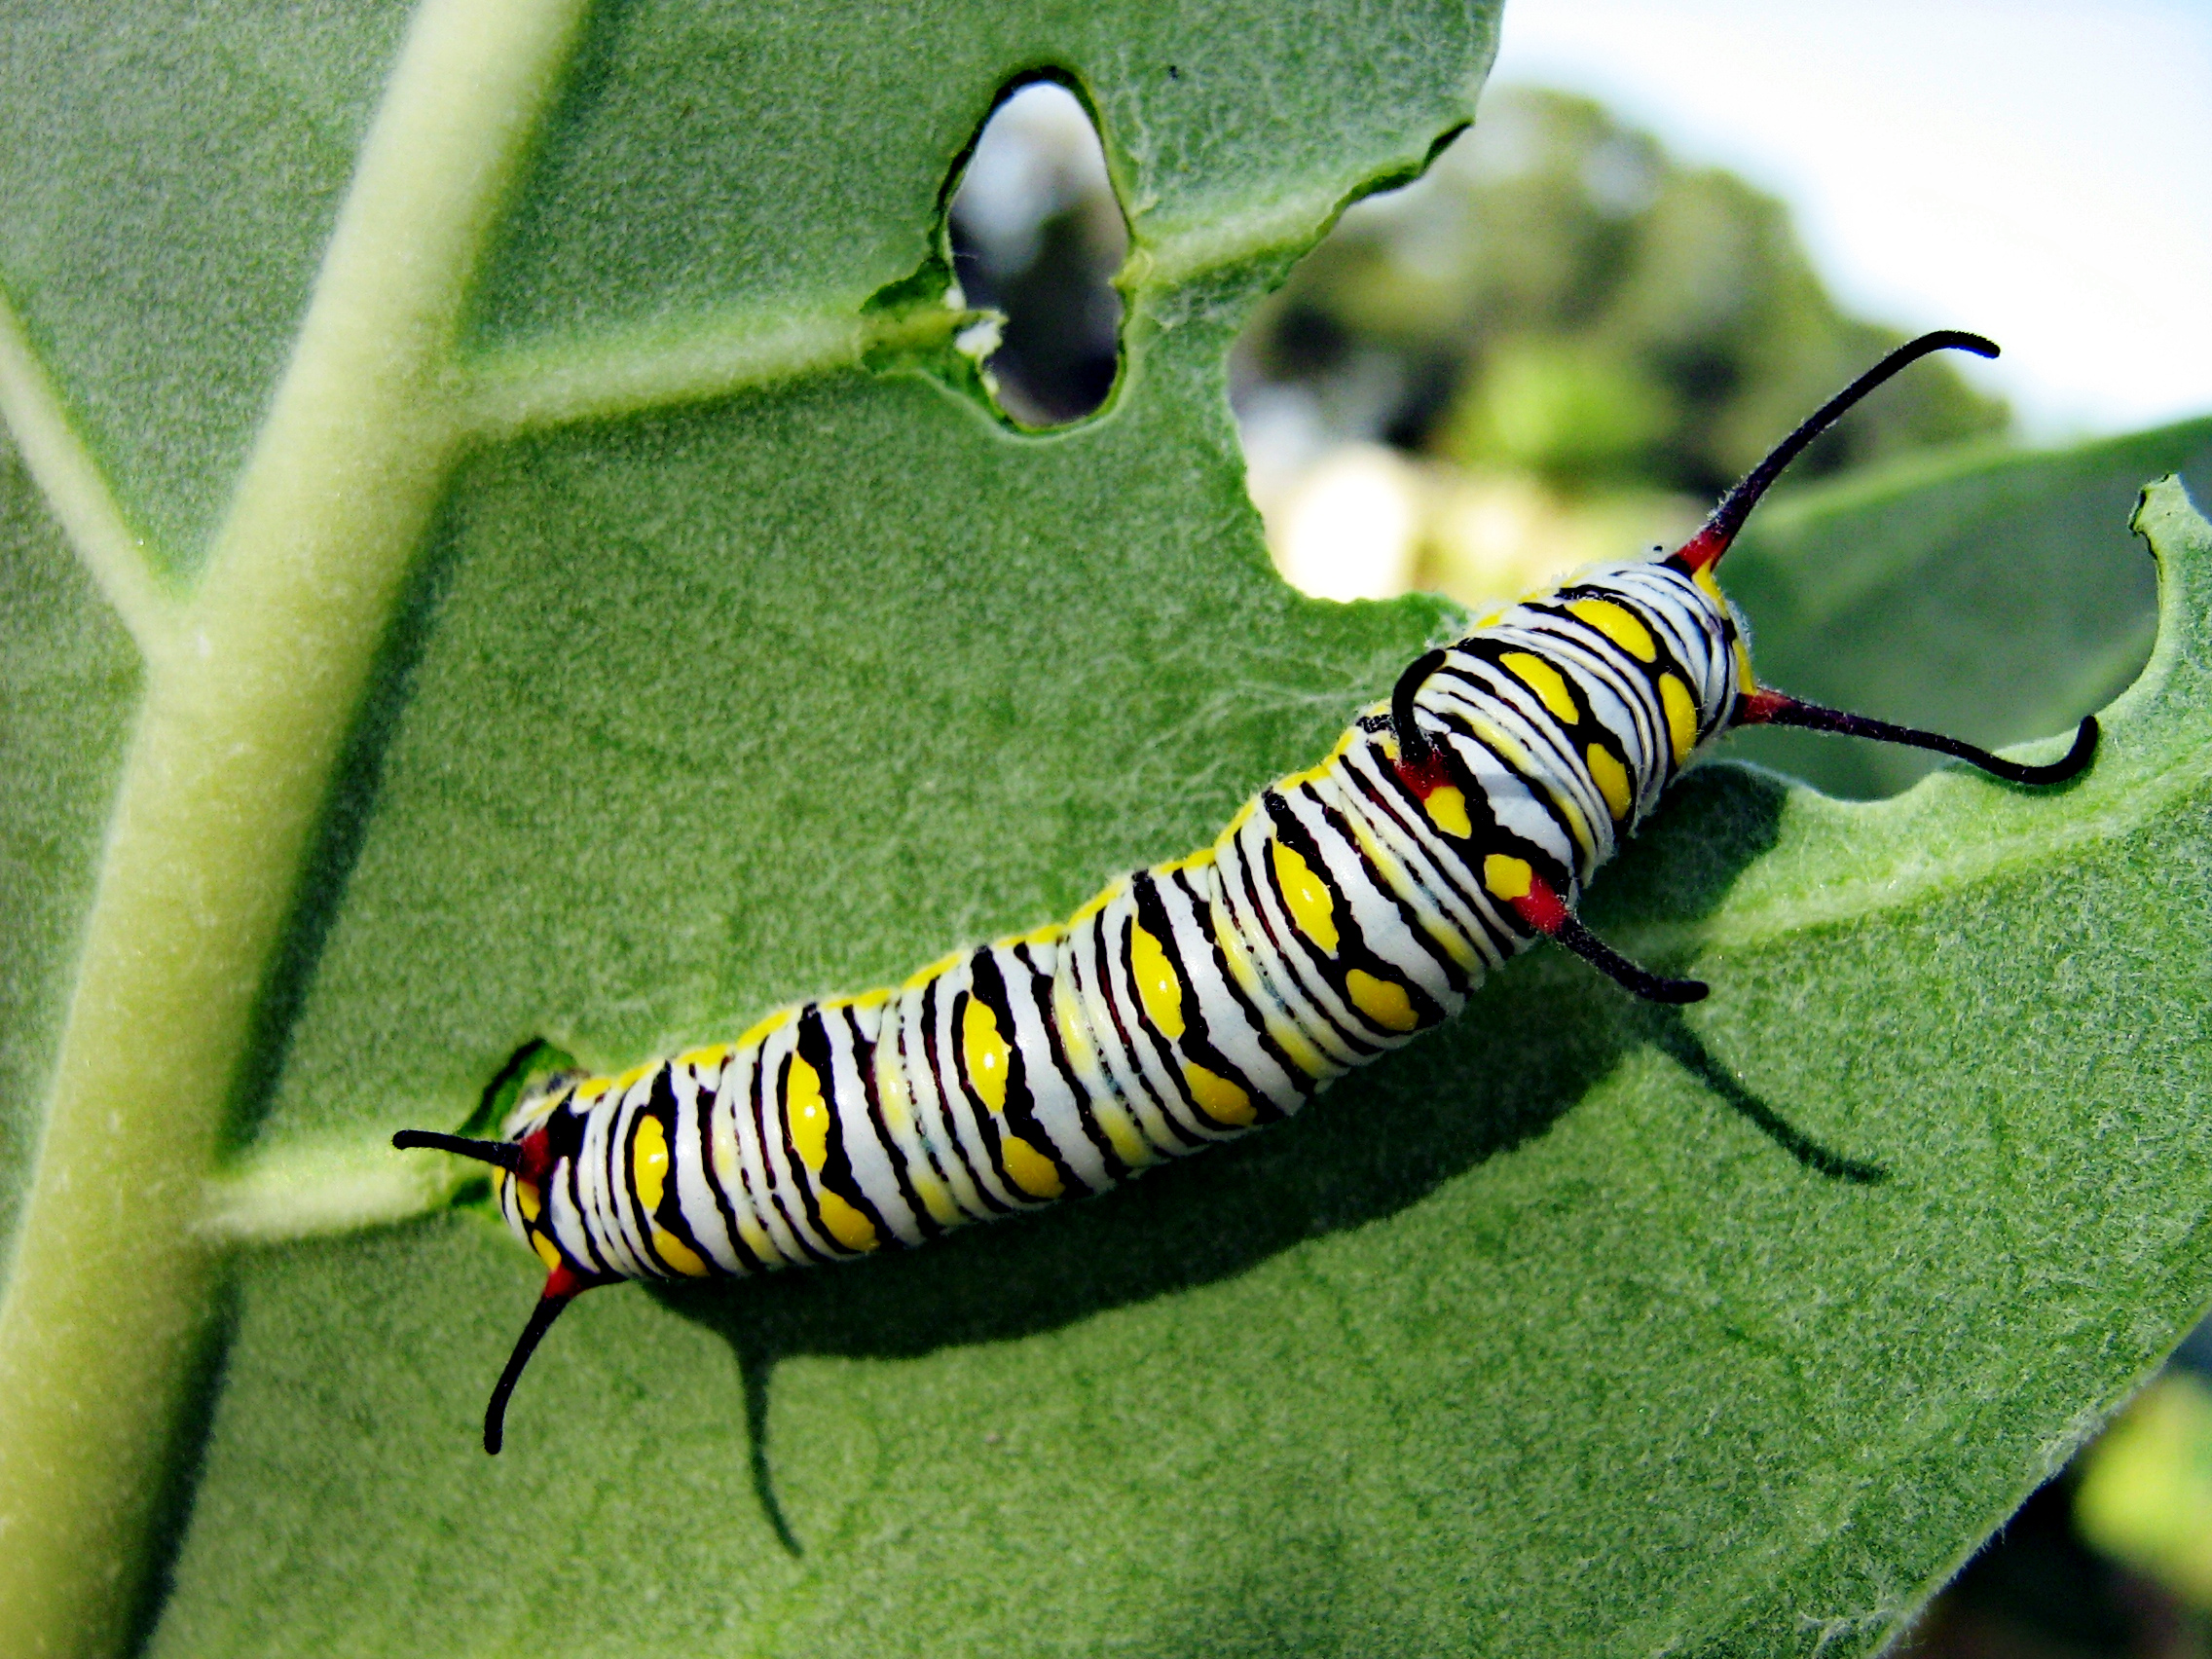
{"left": 397, "top": 331, "right": 2096, "bottom": 1453}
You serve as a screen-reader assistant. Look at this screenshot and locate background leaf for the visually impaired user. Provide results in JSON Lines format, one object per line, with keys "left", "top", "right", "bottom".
{"left": 2, "top": 4, "right": 2208, "bottom": 1657}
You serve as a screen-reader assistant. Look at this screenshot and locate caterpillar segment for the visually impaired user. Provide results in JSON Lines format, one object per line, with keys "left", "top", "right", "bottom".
{"left": 396, "top": 330, "right": 2101, "bottom": 1454}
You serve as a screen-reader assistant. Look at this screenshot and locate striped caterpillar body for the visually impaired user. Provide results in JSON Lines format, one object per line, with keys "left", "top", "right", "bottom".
{"left": 496, "top": 556, "right": 1732, "bottom": 1274}
{"left": 398, "top": 332, "right": 2098, "bottom": 1453}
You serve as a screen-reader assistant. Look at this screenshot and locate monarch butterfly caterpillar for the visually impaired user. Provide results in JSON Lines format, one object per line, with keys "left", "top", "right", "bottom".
{"left": 398, "top": 331, "right": 2095, "bottom": 1453}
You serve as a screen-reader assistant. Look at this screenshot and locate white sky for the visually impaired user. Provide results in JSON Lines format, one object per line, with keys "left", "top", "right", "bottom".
{"left": 1489, "top": 0, "right": 2212, "bottom": 439}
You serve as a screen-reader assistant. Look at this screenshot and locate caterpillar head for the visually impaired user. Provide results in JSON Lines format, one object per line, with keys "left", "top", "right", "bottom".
{"left": 1661, "top": 328, "right": 2095, "bottom": 787}
{"left": 489, "top": 1074, "right": 584, "bottom": 1279}
{"left": 391, "top": 1048, "right": 608, "bottom": 1454}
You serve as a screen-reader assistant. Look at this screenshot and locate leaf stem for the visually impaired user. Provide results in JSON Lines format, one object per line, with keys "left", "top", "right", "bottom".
{"left": 461, "top": 302, "right": 972, "bottom": 437}
{"left": 455, "top": 187, "right": 1386, "bottom": 440}
{"left": 0, "top": 2, "right": 589, "bottom": 1653}
{"left": 199, "top": 1141, "right": 475, "bottom": 1247}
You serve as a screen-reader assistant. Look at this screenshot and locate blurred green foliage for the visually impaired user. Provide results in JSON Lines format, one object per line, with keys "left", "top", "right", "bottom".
{"left": 1237, "top": 88, "right": 2010, "bottom": 497}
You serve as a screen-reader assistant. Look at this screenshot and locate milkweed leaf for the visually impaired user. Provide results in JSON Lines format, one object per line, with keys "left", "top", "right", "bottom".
{"left": 3, "top": 5, "right": 2207, "bottom": 1657}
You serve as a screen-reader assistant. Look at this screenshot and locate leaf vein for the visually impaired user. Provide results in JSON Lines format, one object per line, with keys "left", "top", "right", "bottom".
{"left": 0, "top": 284, "right": 177, "bottom": 664}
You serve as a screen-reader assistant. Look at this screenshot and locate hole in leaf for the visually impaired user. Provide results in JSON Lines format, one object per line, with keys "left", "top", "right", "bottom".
{"left": 948, "top": 81, "right": 1127, "bottom": 427}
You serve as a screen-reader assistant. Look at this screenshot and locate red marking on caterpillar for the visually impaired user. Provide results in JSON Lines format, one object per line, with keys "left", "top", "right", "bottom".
{"left": 543, "top": 1261, "right": 591, "bottom": 1301}
{"left": 1736, "top": 688, "right": 1791, "bottom": 724}
{"left": 1392, "top": 747, "right": 1456, "bottom": 799}
{"left": 1678, "top": 527, "right": 1727, "bottom": 571}
{"left": 1508, "top": 872, "right": 1569, "bottom": 936}
{"left": 516, "top": 1124, "right": 555, "bottom": 1186}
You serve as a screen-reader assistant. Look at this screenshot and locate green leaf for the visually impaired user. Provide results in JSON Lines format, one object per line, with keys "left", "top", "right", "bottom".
{"left": 2, "top": 7, "right": 2208, "bottom": 1659}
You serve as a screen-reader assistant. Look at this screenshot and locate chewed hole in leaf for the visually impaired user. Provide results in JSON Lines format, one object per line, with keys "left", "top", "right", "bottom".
{"left": 947, "top": 80, "right": 1127, "bottom": 427}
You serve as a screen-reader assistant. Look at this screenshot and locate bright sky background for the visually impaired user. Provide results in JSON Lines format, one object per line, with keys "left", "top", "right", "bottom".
{"left": 1489, "top": 0, "right": 2212, "bottom": 440}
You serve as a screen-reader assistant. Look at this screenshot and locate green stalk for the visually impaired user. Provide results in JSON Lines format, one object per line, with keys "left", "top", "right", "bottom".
{"left": 0, "top": 2, "right": 586, "bottom": 1651}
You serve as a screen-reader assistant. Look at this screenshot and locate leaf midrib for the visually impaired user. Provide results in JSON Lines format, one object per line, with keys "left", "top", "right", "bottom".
{"left": 0, "top": 3, "right": 589, "bottom": 1652}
